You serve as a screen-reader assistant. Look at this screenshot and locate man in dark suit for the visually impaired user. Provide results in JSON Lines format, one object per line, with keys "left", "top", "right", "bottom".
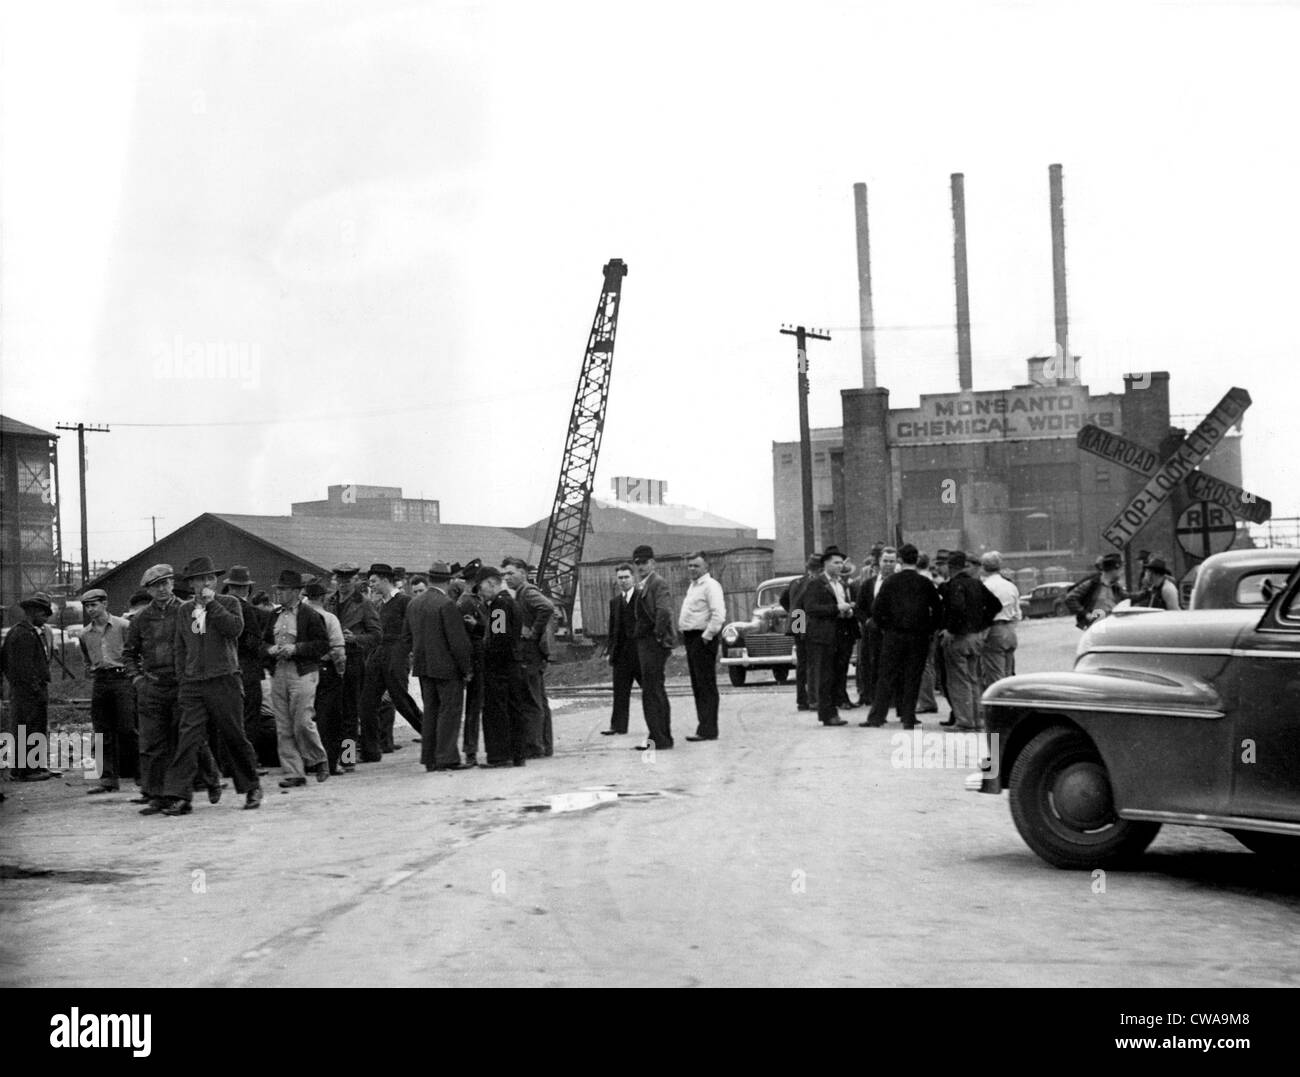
{"left": 222, "top": 566, "right": 276, "bottom": 767}
{"left": 861, "top": 543, "right": 943, "bottom": 729}
{"left": 855, "top": 545, "right": 898, "bottom": 706}
{"left": 401, "top": 561, "right": 474, "bottom": 772}
{"left": 780, "top": 555, "right": 823, "bottom": 711}
{"left": 631, "top": 545, "right": 676, "bottom": 750}
{"left": 835, "top": 558, "right": 862, "bottom": 708}
{"left": 477, "top": 567, "right": 529, "bottom": 767}
{"left": 357, "top": 563, "right": 424, "bottom": 762}
{"left": 801, "top": 547, "right": 856, "bottom": 727}
{"left": 326, "top": 561, "right": 380, "bottom": 769}
{"left": 602, "top": 562, "right": 640, "bottom": 735}
{"left": 1, "top": 593, "right": 54, "bottom": 781}
{"left": 937, "top": 550, "right": 1003, "bottom": 730}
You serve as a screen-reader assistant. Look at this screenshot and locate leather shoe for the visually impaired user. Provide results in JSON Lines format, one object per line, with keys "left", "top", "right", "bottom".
{"left": 128, "top": 795, "right": 151, "bottom": 804}
{"left": 207, "top": 781, "right": 226, "bottom": 804}
{"left": 901, "top": 723, "right": 919, "bottom": 730}
{"left": 314, "top": 761, "right": 329, "bottom": 783}
{"left": 938, "top": 719, "right": 957, "bottom": 727}
{"left": 634, "top": 742, "right": 672, "bottom": 750}
{"left": 796, "top": 705, "right": 810, "bottom": 711}
{"left": 429, "top": 763, "right": 467, "bottom": 771}
{"left": 87, "top": 785, "right": 119, "bottom": 795}
{"left": 244, "top": 787, "right": 263, "bottom": 810}
{"left": 685, "top": 735, "right": 716, "bottom": 742}
{"left": 139, "top": 798, "right": 169, "bottom": 815}
{"left": 161, "top": 799, "right": 193, "bottom": 817}
{"left": 278, "top": 777, "right": 307, "bottom": 788}
{"left": 823, "top": 718, "right": 848, "bottom": 727}
{"left": 600, "top": 729, "right": 623, "bottom": 736}
{"left": 482, "top": 760, "right": 511, "bottom": 768}
{"left": 858, "top": 720, "right": 885, "bottom": 727}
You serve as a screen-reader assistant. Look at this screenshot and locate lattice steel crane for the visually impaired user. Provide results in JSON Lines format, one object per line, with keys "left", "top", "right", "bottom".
{"left": 536, "top": 258, "right": 628, "bottom": 630}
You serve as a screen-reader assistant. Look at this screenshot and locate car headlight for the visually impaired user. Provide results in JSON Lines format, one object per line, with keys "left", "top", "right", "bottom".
{"left": 722, "top": 626, "right": 739, "bottom": 645}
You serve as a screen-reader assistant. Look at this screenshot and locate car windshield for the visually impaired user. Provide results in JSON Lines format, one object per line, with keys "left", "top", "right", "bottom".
{"left": 757, "top": 585, "right": 785, "bottom": 608}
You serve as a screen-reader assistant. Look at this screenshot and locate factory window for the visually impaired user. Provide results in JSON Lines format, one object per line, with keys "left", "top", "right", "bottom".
{"left": 781, "top": 453, "right": 793, "bottom": 466}
{"left": 814, "top": 452, "right": 825, "bottom": 463}
{"left": 1095, "top": 465, "right": 1110, "bottom": 487}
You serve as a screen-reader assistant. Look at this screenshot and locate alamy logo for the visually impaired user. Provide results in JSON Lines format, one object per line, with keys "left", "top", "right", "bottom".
{"left": 152, "top": 333, "right": 261, "bottom": 389}
{"left": 49, "top": 1008, "right": 151, "bottom": 1057}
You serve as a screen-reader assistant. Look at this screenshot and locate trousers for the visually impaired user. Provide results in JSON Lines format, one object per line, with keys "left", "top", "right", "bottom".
{"left": 359, "top": 646, "right": 422, "bottom": 761}
{"left": 866, "top": 631, "right": 931, "bottom": 725}
{"left": 942, "top": 630, "right": 986, "bottom": 730}
{"left": 90, "top": 673, "right": 137, "bottom": 787}
{"left": 482, "top": 663, "right": 528, "bottom": 765}
{"left": 418, "top": 675, "right": 465, "bottom": 768}
{"left": 609, "top": 646, "right": 640, "bottom": 733}
{"left": 635, "top": 637, "right": 673, "bottom": 748}
{"left": 271, "top": 665, "right": 326, "bottom": 780}
{"left": 164, "top": 674, "right": 260, "bottom": 800}
{"left": 683, "top": 630, "right": 719, "bottom": 738}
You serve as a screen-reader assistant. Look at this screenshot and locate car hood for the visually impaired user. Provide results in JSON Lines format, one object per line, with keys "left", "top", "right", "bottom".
{"left": 1079, "top": 609, "right": 1258, "bottom": 656}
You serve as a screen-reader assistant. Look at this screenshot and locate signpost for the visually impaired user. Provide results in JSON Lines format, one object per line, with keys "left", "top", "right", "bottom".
{"left": 1176, "top": 502, "right": 1237, "bottom": 559}
{"left": 1077, "top": 423, "right": 1271, "bottom": 525}
{"left": 1098, "top": 387, "right": 1252, "bottom": 550}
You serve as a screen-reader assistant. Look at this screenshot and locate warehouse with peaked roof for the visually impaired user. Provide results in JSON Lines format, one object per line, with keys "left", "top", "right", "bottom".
{"left": 85, "top": 512, "right": 537, "bottom": 612}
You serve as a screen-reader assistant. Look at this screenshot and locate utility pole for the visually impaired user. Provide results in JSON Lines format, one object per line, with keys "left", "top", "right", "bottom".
{"left": 55, "top": 422, "right": 110, "bottom": 587}
{"left": 780, "top": 324, "right": 831, "bottom": 558}
{"left": 144, "top": 516, "right": 165, "bottom": 544}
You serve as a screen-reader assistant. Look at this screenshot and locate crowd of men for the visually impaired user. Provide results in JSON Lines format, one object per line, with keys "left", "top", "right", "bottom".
{"left": 1, "top": 538, "right": 1178, "bottom": 806}
{"left": 0, "top": 552, "right": 566, "bottom": 816}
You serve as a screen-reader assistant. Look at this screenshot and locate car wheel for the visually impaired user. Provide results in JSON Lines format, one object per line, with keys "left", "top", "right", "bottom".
{"left": 1008, "top": 726, "right": 1160, "bottom": 869}
{"left": 728, "top": 667, "right": 747, "bottom": 687}
{"left": 772, "top": 667, "right": 790, "bottom": 684}
{"left": 1229, "top": 830, "right": 1298, "bottom": 859}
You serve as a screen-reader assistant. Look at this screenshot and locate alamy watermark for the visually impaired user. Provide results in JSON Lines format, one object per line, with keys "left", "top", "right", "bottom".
{"left": 889, "top": 729, "right": 999, "bottom": 778}
{"left": 1, "top": 727, "right": 104, "bottom": 778}
{"left": 152, "top": 333, "right": 261, "bottom": 389}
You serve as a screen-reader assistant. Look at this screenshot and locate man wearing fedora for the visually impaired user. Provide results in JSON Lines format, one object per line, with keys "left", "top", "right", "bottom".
{"left": 448, "top": 560, "right": 488, "bottom": 764}
{"left": 630, "top": 545, "right": 676, "bottom": 750}
{"left": 1133, "top": 556, "right": 1181, "bottom": 610}
{"left": 475, "top": 566, "right": 529, "bottom": 766}
{"left": 358, "top": 563, "right": 424, "bottom": 762}
{"left": 1065, "top": 552, "right": 1128, "bottom": 629}
{"left": 801, "top": 547, "right": 856, "bottom": 727}
{"left": 1, "top": 592, "right": 55, "bottom": 781}
{"left": 500, "top": 557, "right": 556, "bottom": 758}
{"left": 156, "top": 557, "right": 263, "bottom": 814}
{"left": 221, "top": 566, "right": 276, "bottom": 768}
{"left": 263, "top": 570, "right": 331, "bottom": 786}
{"left": 78, "top": 588, "right": 138, "bottom": 793}
{"left": 124, "top": 565, "right": 220, "bottom": 811}
{"left": 400, "top": 561, "right": 474, "bottom": 771}
{"left": 326, "top": 561, "right": 380, "bottom": 769}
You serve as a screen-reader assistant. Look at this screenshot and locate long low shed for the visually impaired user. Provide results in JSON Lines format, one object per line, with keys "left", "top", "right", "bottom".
{"left": 577, "top": 546, "right": 775, "bottom": 638}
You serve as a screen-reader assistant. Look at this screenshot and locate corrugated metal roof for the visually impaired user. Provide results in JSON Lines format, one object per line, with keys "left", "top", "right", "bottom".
{"left": 214, "top": 514, "right": 536, "bottom": 570}
{"left": 0, "top": 415, "right": 57, "bottom": 439}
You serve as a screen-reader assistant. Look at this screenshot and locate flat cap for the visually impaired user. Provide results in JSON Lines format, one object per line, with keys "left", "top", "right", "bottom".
{"left": 141, "top": 564, "right": 175, "bottom": 587}
{"left": 80, "top": 588, "right": 109, "bottom": 603}
{"left": 330, "top": 562, "right": 360, "bottom": 576}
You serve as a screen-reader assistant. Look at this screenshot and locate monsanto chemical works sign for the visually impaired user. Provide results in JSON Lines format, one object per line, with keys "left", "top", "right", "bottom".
{"left": 888, "top": 386, "right": 1123, "bottom": 446}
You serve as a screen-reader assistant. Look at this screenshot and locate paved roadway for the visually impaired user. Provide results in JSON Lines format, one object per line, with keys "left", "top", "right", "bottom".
{"left": 2, "top": 615, "right": 1297, "bottom": 988}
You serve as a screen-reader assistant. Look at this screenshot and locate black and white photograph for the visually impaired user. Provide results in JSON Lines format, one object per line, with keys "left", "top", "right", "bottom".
{"left": 1, "top": 0, "right": 1297, "bottom": 1028}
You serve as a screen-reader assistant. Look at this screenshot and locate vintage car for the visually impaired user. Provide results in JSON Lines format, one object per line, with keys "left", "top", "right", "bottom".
{"left": 718, "top": 575, "right": 798, "bottom": 686}
{"left": 1022, "top": 581, "right": 1072, "bottom": 619}
{"left": 1188, "top": 548, "right": 1299, "bottom": 610}
{"left": 968, "top": 556, "right": 1300, "bottom": 869}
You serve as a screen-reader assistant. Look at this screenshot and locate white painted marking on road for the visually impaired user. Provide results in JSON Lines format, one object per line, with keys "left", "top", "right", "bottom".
{"left": 380, "top": 870, "right": 415, "bottom": 890}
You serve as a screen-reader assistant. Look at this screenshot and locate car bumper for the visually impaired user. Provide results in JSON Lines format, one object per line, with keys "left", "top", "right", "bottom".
{"left": 719, "top": 651, "right": 796, "bottom": 668}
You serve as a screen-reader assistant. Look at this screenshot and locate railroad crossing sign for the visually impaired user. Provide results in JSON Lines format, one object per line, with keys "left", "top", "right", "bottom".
{"left": 1098, "top": 387, "right": 1252, "bottom": 549}
{"left": 1078, "top": 423, "right": 1271, "bottom": 525}
{"left": 1176, "top": 502, "right": 1237, "bottom": 559}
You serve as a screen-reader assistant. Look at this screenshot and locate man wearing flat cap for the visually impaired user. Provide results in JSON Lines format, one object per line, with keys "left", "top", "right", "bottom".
{"left": 629, "top": 545, "right": 677, "bottom": 750}
{"left": 501, "top": 557, "right": 556, "bottom": 757}
{"left": 154, "top": 556, "right": 263, "bottom": 815}
{"left": 1, "top": 593, "right": 55, "bottom": 780}
{"left": 123, "top": 565, "right": 219, "bottom": 811}
{"left": 325, "top": 561, "right": 380, "bottom": 769}
{"left": 357, "top": 563, "right": 424, "bottom": 762}
{"left": 400, "top": 560, "right": 474, "bottom": 771}
{"left": 936, "top": 550, "right": 1002, "bottom": 731}
{"left": 78, "top": 588, "right": 138, "bottom": 792}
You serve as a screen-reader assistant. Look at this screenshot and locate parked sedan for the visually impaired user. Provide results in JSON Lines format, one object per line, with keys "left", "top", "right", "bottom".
{"left": 718, "top": 576, "right": 798, "bottom": 687}
{"left": 1022, "top": 582, "right": 1071, "bottom": 619}
{"left": 968, "top": 561, "right": 1300, "bottom": 869}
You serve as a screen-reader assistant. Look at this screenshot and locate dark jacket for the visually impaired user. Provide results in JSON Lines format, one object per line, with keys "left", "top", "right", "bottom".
{"left": 605, "top": 588, "right": 638, "bottom": 659}
{"left": 457, "top": 591, "right": 488, "bottom": 667}
{"left": 632, "top": 573, "right": 676, "bottom": 649}
{"left": 484, "top": 592, "right": 521, "bottom": 669}
{"left": 326, "top": 589, "right": 381, "bottom": 657}
{"left": 260, "top": 601, "right": 330, "bottom": 676}
{"left": 123, "top": 596, "right": 183, "bottom": 685}
{"left": 938, "top": 573, "right": 1001, "bottom": 636}
{"left": 375, "top": 591, "right": 411, "bottom": 648}
{"left": 174, "top": 594, "right": 244, "bottom": 682}
{"left": 234, "top": 596, "right": 267, "bottom": 678}
{"left": 801, "top": 574, "right": 856, "bottom": 646}
{"left": 1, "top": 620, "right": 51, "bottom": 689}
{"left": 1065, "top": 572, "right": 1128, "bottom": 628}
{"left": 513, "top": 583, "right": 556, "bottom": 666}
{"left": 401, "top": 588, "right": 473, "bottom": 681}
{"left": 870, "top": 569, "right": 943, "bottom": 635}
{"left": 779, "top": 572, "right": 816, "bottom": 637}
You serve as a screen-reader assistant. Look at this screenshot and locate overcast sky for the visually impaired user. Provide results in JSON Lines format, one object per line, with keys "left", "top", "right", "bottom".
{"left": 2, "top": 0, "right": 1295, "bottom": 564}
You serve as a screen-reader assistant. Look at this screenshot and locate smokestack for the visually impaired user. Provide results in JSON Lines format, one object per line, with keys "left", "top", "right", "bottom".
{"left": 951, "top": 172, "right": 973, "bottom": 391}
{"left": 1049, "top": 163, "right": 1069, "bottom": 377}
{"left": 853, "top": 182, "right": 877, "bottom": 389}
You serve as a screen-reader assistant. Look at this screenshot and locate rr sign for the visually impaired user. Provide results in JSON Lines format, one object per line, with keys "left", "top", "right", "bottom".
{"left": 1176, "top": 502, "right": 1236, "bottom": 559}
{"left": 1100, "top": 387, "right": 1251, "bottom": 549}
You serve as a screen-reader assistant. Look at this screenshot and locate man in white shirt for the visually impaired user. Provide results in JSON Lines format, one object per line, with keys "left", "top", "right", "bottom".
{"left": 304, "top": 581, "right": 349, "bottom": 774}
{"left": 979, "top": 551, "right": 1021, "bottom": 695}
{"left": 678, "top": 551, "right": 727, "bottom": 741}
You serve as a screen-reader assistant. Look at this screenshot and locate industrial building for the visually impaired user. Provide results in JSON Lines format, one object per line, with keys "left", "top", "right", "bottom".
{"left": 0, "top": 415, "right": 62, "bottom": 621}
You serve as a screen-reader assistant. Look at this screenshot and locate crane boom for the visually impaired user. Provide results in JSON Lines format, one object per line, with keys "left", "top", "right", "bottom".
{"left": 536, "top": 258, "right": 628, "bottom": 629}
